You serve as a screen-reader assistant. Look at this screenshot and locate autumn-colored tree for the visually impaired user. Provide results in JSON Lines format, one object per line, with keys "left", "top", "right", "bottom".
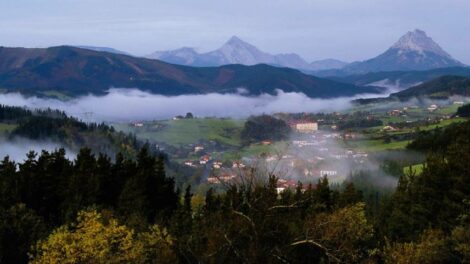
{"left": 30, "top": 210, "right": 176, "bottom": 264}
{"left": 304, "top": 202, "right": 374, "bottom": 263}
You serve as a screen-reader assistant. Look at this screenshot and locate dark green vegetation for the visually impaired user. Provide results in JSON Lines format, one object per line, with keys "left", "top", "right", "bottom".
{"left": 240, "top": 115, "right": 290, "bottom": 145}
{"left": 0, "top": 147, "right": 177, "bottom": 263}
{"left": 457, "top": 103, "right": 470, "bottom": 117}
{"left": 0, "top": 46, "right": 380, "bottom": 98}
{"left": 393, "top": 75, "right": 470, "bottom": 99}
{"left": 0, "top": 104, "right": 143, "bottom": 157}
{"left": 1, "top": 120, "right": 470, "bottom": 262}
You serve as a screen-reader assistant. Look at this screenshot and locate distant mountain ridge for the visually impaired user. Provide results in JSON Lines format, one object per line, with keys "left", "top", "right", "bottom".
{"left": 316, "top": 29, "right": 465, "bottom": 76}
{"left": 147, "top": 36, "right": 348, "bottom": 71}
{"left": 75, "top": 46, "right": 131, "bottom": 56}
{"left": 0, "top": 46, "right": 380, "bottom": 98}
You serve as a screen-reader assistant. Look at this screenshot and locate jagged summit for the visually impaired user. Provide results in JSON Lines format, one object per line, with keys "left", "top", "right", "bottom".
{"left": 146, "top": 36, "right": 345, "bottom": 71}
{"left": 225, "top": 36, "right": 246, "bottom": 45}
{"left": 341, "top": 29, "right": 464, "bottom": 73}
{"left": 390, "top": 29, "right": 451, "bottom": 58}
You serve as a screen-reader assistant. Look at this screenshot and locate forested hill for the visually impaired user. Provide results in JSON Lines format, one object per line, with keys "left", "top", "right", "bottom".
{"left": 326, "top": 66, "right": 470, "bottom": 88}
{"left": 353, "top": 75, "right": 470, "bottom": 104}
{"left": 0, "top": 104, "right": 143, "bottom": 157}
{"left": 392, "top": 75, "right": 470, "bottom": 99}
{"left": 0, "top": 46, "right": 380, "bottom": 98}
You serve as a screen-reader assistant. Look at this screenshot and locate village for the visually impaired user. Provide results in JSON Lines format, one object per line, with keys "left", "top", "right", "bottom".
{"left": 113, "top": 98, "right": 469, "bottom": 192}
{"left": 179, "top": 120, "right": 371, "bottom": 192}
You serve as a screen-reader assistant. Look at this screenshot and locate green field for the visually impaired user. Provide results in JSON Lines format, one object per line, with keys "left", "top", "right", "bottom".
{"left": 114, "top": 118, "right": 245, "bottom": 146}
{"left": 39, "top": 90, "right": 72, "bottom": 101}
{"left": 0, "top": 123, "right": 17, "bottom": 134}
{"left": 347, "top": 139, "right": 410, "bottom": 152}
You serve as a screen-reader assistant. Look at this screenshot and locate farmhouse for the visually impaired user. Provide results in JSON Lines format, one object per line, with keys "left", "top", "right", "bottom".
{"left": 213, "top": 160, "right": 223, "bottom": 169}
{"left": 232, "top": 161, "right": 246, "bottom": 168}
{"left": 382, "top": 125, "right": 398, "bottom": 131}
{"left": 427, "top": 104, "right": 438, "bottom": 112}
{"left": 200, "top": 155, "right": 211, "bottom": 165}
{"left": 194, "top": 145, "right": 204, "bottom": 152}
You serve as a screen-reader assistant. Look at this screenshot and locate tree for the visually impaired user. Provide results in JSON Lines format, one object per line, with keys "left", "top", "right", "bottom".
{"left": 240, "top": 115, "right": 290, "bottom": 145}
{"left": 384, "top": 229, "right": 457, "bottom": 264}
{"left": 304, "top": 203, "right": 374, "bottom": 263}
{"left": 30, "top": 210, "right": 176, "bottom": 264}
{"left": 0, "top": 204, "right": 46, "bottom": 264}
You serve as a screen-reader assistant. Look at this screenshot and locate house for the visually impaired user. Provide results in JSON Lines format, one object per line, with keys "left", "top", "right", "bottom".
{"left": 133, "top": 123, "right": 144, "bottom": 127}
{"left": 320, "top": 170, "right": 338, "bottom": 177}
{"left": 276, "top": 179, "right": 299, "bottom": 193}
{"left": 200, "top": 155, "right": 211, "bottom": 165}
{"left": 232, "top": 161, "right": 246, "bottom": 168}
{"left": 261, "top": 140, "right": 273, "bottom": 145}
{"left": 213, "top": 160, "right": 223, "bottom": 169}
{"left": 289, "top": 120, "right": 318, "bottom": 133}
{"left": 389, "top": 109, "right": 402, "bottom": 116}
{"left": 382, "top": 125, "right": 398, "bottom": 131}
{"left": 184, "top": 160, "right": 194, "bottom": 167}
{"left": 427, "top": 104, "right": 438, "bottom": 112}
{"left": 194, "top": 145, "right": 204, "bottom": 152}
{"left": 454, "top": 101, "right": 465, "bottom": 105}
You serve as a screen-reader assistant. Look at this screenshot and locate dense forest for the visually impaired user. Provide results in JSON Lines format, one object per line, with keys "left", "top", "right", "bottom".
{"left": 0, "top": 121, "right": 469, "bottom": 263}
{"left": 1, "top": 104, "right": 146, "bottom": 158}
{"left": 457, "top": 103, "right": 470, "bottom": 117}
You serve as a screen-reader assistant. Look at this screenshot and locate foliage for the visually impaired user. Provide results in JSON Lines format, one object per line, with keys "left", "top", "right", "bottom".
{"left": 30, "top": 210, "right": 176, "bottom": 264}
{"left": 457, "top": 103, "right": 470, "bottom": 117}
{"left": 240, "top": 115, "right": 290, "bottom": 145}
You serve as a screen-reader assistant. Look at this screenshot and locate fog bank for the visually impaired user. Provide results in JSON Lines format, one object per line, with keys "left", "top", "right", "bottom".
{"left": 0, "top": 89, "right": 379, "bottom": 122}
{"left": 0, "top": 138, "right": 75, "bottom": 162}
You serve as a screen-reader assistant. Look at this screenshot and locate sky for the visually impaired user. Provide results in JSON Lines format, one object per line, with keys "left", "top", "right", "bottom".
{"left": 1, "top": 0, "right": 469, "bottom": 63}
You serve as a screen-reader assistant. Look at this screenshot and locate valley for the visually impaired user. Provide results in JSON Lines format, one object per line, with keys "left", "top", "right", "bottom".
{"left": 1, "top": 2, "right": 470, "bottom": 261}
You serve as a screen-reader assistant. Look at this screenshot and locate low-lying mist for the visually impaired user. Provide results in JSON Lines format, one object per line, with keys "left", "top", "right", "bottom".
{"left": 0, "top": 137, "right": 75, "bottom": 162}
{"left": 0, "top": 89, "right": 380, "bottom": 122}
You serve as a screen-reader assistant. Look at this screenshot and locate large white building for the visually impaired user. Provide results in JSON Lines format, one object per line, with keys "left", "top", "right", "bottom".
{"left": 290, "top": 121, "right": 318, "bottom": 133}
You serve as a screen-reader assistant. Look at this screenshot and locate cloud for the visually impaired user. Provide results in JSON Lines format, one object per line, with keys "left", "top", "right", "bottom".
{"left": 0, "top": 89, "right": 379, "bottom": 122}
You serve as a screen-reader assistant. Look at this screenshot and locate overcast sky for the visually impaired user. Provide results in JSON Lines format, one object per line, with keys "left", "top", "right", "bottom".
{"left": 1, "top": 0, "right": 469, "bottom": 63}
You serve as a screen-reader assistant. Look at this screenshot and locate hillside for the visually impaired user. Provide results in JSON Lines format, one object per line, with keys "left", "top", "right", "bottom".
{"left": 327, "top": 66, "right": 470, "bottom": 89}
{"left": 0, "top": 46, "right": 378, "bottom": 98}
{"left": 392, "top": 75, "right": 470, "bottom": 99}
{"left": 353, "top": 75, "right": 470, "bottom": 104}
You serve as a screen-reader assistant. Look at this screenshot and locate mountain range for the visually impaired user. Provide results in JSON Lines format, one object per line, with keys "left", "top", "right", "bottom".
{"left": 0, "top": 46, "right": 380, "bottom": 98}
{"left": 147, "top": 36, "right": 348, "bottom": 71}
{"left": 317, "top": 29, "right": 465, "bottom": 76}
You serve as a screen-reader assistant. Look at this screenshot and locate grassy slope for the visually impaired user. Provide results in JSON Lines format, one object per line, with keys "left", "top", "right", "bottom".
{"left": 0, "top": 123, "right": 17, "bottom": 134}
{"left": 114, "top": 118, "right": 245, "bottom": 147}
{"left": 353, "top": 117, "right": 467, "bottom": 152}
